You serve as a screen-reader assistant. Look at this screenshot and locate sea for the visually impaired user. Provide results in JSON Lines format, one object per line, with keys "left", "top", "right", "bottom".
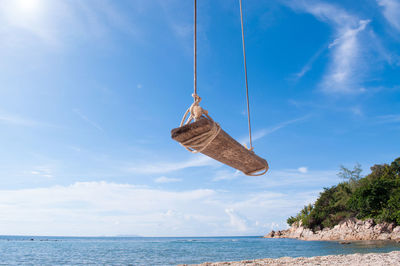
{"left": 1, "top": 235, "right": 399, "bottom": 265}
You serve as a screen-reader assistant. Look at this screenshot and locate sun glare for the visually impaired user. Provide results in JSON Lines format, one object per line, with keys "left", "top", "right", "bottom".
{"left": 15, "top": 0, "right": 42, "bottom": 14}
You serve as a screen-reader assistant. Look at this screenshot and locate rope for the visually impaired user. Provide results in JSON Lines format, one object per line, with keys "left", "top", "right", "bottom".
{"left": 239, "top": 0, "right": 253, "bottom": 151}
{"left": 175, "top": 0, "right": 268, "bottom": 176}
{"left": 179, "top": 94, "right": 221, "bottom": 153}
{"left": 175, "top": 0, "right": 221, "bottom": 154}
{"left": 238, "top": 1, "right": 269, "bottom": 176}
{"left": 178, "top": 95, "right": 267, "bottom": 173}
{"left": 194, "top": 0, "right": 197, "bottom": 96}
{"left": 180, "top": 119, "right": 221, "bottom": 153}
{"left": 247, "top": 165, "right": 269, "bottom": 176}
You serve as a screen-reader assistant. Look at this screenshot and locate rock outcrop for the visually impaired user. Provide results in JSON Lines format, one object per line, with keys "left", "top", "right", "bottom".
{"left": 264, "top": 218, "right": 400, "bottom": 241}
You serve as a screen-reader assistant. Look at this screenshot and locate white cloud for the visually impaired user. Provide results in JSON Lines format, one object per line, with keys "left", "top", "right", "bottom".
{"left": 321, "top": 19, "right": 370, "bottom": 94}
{"left": 0, "top": 182, "right": 216, "bottom": 236}
{"left": 212, "top": 170, "right": 242, "bottom": 181}
{"left": 378, "top": 0, "right": 400, "bottom": 31}
{"left": 225, "top": 208, "right": 248, "bottom": 232}
{"left": 298, "top": 167, "right": 308, "bottom": 173}
{"left": 29, "top": 166, "right": 54, "bottom": 178}
{"left": 288, "top": 1, "right": 357, "bottom": 27}
{"left": 294, "top": 45, "right": 325, "bottom": 79}
{"left": 154, "top": 176, "right": 182, "bottom": 183}
{"left": 212, "top": 170, "right": 245, "bottom": 181}
{"left": 127, "top": 155, "right": 215, "bottom": 174}
{"left": 286, "top": 1, "right": 372, "bottom": 94}
{"left": 0, "top": 181, "right": 326, "bottom": 236}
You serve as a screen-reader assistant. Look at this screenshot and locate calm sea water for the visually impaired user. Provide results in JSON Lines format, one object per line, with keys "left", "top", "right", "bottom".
{"left": 0, "top": 236, "right": 399, "bottom": 265}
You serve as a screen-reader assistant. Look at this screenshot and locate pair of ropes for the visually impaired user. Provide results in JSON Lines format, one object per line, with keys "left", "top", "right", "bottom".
{"left": 181, "top": 0, "right": 254, "bottom": 151}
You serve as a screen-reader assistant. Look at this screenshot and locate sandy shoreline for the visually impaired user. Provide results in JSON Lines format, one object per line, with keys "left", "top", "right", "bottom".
{"left": 181, "top": 250, "right": 400, "bottom": 265}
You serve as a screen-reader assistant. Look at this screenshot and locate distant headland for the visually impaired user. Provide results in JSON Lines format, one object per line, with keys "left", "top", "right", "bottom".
{"left": 265, "top": 157, "right": 400, "bottom": 241}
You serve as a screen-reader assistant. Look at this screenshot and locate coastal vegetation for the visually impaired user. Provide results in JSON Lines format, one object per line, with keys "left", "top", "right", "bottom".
{"left": 287, "top": 157, "right": 400, "bottom": 230}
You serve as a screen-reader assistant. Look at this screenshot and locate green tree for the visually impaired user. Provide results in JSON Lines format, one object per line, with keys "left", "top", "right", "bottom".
{"left": 337, "top": 163, "right": 362, "bottom": 191}
{"left": 386, "top": 188, "right": 400, "bottom": 224}
{"left": 307, "top": 183, "right": 353, "bottom": 230}
{"left": 286, "top": 204, "right": 313, "bottom": 227}
{"left": 286, "top": 158, "right": 400, "bottom": 229}
{"left": 348, "top": 178, "right": 394, "bottom": 220}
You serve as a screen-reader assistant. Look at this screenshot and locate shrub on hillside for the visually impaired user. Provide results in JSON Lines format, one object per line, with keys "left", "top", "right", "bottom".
{"left": 287, "top": 157, "right": 400, "bottom": 230}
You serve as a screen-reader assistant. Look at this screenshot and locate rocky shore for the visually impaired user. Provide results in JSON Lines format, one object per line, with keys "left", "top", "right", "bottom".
{"left": 264, "top": 218, "right": 400, "bottom": 241}
{"left": 184, "top": 251, "right": 400, "bottom": 265}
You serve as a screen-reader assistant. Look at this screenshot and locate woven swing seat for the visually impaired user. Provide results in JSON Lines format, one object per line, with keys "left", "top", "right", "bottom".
{"left": 171, "top": 117, "right": 269, "bottom": 176}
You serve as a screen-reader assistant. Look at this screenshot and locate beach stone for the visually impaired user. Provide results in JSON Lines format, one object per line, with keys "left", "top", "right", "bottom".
{"left": 186, "top": 251, "right": 400, "bottom": 266}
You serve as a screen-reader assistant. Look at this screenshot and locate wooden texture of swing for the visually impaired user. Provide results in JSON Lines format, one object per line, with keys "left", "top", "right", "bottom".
{"left": 171, "top": 0, "right": 269, "bottom": 176}
{"left": 171, "top": 117, "right": 269, "bottom": 176}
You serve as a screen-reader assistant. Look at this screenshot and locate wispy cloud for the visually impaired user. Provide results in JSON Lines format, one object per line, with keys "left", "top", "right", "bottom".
{"left": 73, "top": 109, "right": 103, "bottom": 131}
{"left": 73, "top": 0, "right": 140, "bottom": 40}
{"left": 0, "top": 112, "right": 56, "bottom": 127}
{"left": 286, "top": 1, "right": 357, "bottom": 26}
{"left": 0, "top": 0, "right": 55, "bottom": 47}
{"left": 0, "top": 113, "right": 39, "bottom": 127}
{"left": 28, "top": 166, "right": 54, "bottom": 179}
{"left": 127, "top": 155, "right": 215, "bottom": 174}
{"left": 159, "top": 1, "right": 193, "bottom": 54}
{"left": 241, "top": 115, "right": 310, "bottom": 145}
{"left": 213, "top": 170, "right": 243, "bottom": 181}
{"left": 321, "top": 19, "right": 371, "bottom": 94}
{"left": 0, "top": 0, "right": 140, "bottom": 51}
{"left": 376, "top": 114, "right": 400, "bottom": 123}
{"left": 154, "top": 176, "right": 182, "bottom": 183}
{"left": 293, "top": 45, "right": 326, "bottom": 79}
{"left": 247, "top": 168, "right": 340, "bottom": 189}
{"left": 289, "top": 99, "right": 365, "bottom": 117}
{"left": 285, "top": 1, "right": 373, "bottom": 94}
{"left": 378, "top": 0, "right": 400, "bottom": 31}
{"left": 225, "top": 208, "right": 249, "bottom": 232}
{"left": 350, "top": 106, "right": 364, "bottom": 116}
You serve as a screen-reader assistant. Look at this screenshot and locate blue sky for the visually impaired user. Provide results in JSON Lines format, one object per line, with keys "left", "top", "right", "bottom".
{"left": 0, "top": 0, "right": 399, "bottom": 236}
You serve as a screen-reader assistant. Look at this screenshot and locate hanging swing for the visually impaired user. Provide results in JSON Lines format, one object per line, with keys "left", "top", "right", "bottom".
{"left": 171, "top": 0, "right": 269, "bottom": 176}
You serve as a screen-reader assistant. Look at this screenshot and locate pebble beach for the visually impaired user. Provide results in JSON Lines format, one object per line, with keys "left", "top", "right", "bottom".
{"left": 185, "top": 251, "right": 400, "bottom": 266}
